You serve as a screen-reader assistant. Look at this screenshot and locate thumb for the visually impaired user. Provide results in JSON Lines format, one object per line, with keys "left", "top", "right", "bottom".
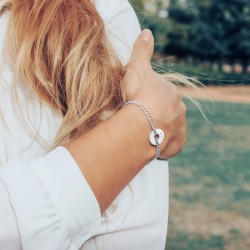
{"left": 128, "top": 29, "right": 154, "bottom": 71}
{"left": 122, "top": 30, "right": 154, "bottom": 100}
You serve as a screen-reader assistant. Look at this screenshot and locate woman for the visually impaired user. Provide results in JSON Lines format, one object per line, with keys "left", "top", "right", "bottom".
{"left": 0, "top": 0, "right": 186, "bottom": 249}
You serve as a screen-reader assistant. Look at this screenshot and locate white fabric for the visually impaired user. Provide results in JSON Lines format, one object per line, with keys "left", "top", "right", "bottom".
{"left": 0, "top": 0, "right": 169, "bottom": 249}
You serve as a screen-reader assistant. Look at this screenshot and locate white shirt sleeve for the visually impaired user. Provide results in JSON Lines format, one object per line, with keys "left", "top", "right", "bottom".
{"left": 94, "top": 0, "right": 141, "bottom": 65}
{"left": 0, "top": 180, "right": 22, "bottom": 250}
{"left": 0, "top": 147, "right": 101, "bottom": 250}
{"left": 0, "top": 0, "right": 141, "bottom": 249}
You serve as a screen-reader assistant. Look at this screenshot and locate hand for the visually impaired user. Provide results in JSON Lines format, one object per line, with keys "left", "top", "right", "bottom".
{"left": 122, "top": 29, "right": 186, "bottom": 158}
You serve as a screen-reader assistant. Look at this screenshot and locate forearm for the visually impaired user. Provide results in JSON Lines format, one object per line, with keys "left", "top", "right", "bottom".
{"left": 65, "top": 104, "right": 155, "bottom": 213}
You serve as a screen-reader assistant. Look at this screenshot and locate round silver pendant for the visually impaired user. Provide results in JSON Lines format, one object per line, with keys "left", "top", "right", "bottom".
{"left": 149, "top": 129, "right": 165, "bottom": 146}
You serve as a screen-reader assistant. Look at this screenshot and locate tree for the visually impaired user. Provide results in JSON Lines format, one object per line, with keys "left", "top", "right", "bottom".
{"left": 163, "top": 0, "right": 196, "bottom": 59}
{"left": 225, "top": 0, "right": 250, "bottom": 73}
{"left": 164, "top": 0, "right": 250, "bottom": 71}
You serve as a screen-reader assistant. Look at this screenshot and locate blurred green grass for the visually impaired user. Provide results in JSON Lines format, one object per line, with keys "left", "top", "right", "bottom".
{"left": 166, "top": 100, "right": 250, "bottom": 250}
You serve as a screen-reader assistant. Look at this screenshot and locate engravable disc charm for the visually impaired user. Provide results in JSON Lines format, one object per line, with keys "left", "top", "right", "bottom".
{"left": 149, "top": 129, "right": 165, "bottom": 146}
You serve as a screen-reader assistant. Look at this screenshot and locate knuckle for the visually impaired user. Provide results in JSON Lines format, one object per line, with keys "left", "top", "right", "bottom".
{"left": 141, "top": 40, "right": 153, "bottom": 51}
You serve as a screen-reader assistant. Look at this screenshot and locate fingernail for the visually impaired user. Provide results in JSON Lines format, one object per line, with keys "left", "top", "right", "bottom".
{"left": 140, "top": 29, "right": 152, "bottom": 42}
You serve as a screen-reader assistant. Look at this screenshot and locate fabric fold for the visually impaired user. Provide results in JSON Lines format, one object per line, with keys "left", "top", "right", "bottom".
{"left": 0, "top": 147, "right": 101, "bottom": 250}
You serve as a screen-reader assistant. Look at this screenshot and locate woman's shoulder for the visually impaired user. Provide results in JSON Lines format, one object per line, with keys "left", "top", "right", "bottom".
{"left": 93, "top": 0, "right": 133, "bottom": 19}
{"left": 94, "top": 0, "right": 141, "bottom": 65}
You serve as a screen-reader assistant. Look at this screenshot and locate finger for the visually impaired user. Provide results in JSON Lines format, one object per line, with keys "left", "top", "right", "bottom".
{"left": 123, "top": 30, "right": 155, "bottom": 99}
{"left": 160, "top": 101, "right": 187, "bottom": 159}
{"left": 161, "top": 129, "right": 186, "bottom": 159}
{"left": 128, "top": 29, "right": 155, "bottom": 72}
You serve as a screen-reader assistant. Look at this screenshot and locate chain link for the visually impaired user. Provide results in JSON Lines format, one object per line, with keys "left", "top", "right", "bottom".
{"left": 123, "top": 101, "right": 162, "bottom": 161}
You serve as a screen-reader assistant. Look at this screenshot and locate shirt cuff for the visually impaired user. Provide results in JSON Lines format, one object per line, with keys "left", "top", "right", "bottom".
{"left": 0, "top": 147, "right": 101, "bottom": 249}
{"left": 34, "top": 147, "right": 102, "bottom": 246}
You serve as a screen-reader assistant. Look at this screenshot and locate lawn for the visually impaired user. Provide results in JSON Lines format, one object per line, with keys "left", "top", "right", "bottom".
{"left": 166, "top": 100, "right": 250, "bottom": 250}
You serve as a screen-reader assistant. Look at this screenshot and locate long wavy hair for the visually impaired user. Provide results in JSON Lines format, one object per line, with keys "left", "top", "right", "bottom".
{"left": 1, "top": 0, "right": 125, "bottom": 147}
{"left": 0, "top": 0, "right": 201, "bottom": 149}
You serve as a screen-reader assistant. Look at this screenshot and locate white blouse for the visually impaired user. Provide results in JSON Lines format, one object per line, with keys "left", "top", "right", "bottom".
{"left": 0, "top": 0, "right": 169, "bottom": 250}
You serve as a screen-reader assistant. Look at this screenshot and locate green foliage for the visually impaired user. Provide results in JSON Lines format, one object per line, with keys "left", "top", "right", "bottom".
{"left": 166, "top": 0, "right": 250, "bottom": 68}
{"left": 130, "top": 0, "right": 250, "bottom": 75}
{"left": 165, "top": 0, "right": 250, "bottom": 72}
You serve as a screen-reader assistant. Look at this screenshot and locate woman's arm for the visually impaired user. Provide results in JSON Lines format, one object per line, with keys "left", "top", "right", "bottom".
{"left": 66, "top": 30, "right": 186, "bottom": 213}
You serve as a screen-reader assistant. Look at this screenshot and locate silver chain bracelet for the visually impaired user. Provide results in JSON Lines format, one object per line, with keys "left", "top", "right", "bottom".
{"left": 123, "top": 101, "right": 165, "bottom": 161}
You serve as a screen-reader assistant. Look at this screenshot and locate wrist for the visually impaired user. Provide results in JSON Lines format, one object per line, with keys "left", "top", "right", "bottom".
{"left": 127, "top": 91, "right": 168, "bottom": 151}
{"left": 123, "top": 101, "right": 165, "bottom": 161}
{"left": 113, "top": 104, "right": 156, "bottom": 163}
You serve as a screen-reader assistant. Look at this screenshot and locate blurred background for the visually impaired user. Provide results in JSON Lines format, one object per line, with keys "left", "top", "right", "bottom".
{"left": 129, "top": 1, "right": 250, "bottom": 249}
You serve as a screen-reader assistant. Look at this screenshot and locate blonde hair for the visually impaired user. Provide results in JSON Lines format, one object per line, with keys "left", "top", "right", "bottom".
{"left": 1, "top": 0, "right": 201, "bottom": 149}
{"left": 2, "top": 0, "right": 125, "bottom": 147}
